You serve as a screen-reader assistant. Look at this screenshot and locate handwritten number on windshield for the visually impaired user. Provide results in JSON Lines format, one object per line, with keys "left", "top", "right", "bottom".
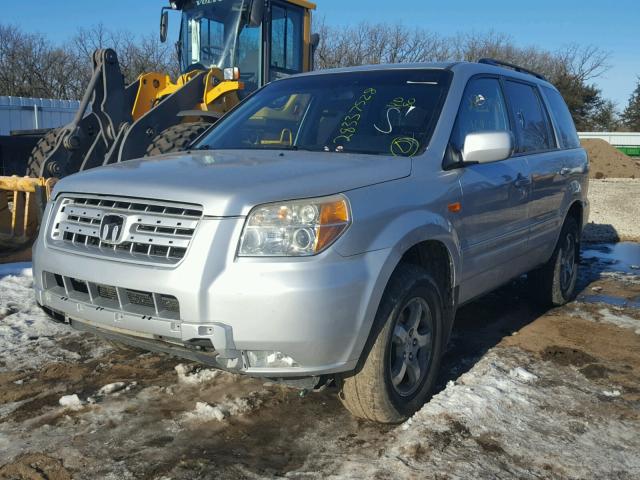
{"left": 333, "top": 88, "right": 376, "bottom": 144}
{"left": 374, "top": 97, "right": 417, "bottom": 135}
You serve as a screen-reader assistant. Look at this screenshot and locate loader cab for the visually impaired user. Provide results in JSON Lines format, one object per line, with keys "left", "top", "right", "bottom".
{"left": 173, "top": 0, "right": 316, "bottom": 96}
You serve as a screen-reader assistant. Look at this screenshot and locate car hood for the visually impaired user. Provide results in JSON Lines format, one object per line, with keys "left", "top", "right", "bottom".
{"left": 52, "top": 149, "right": 411, "bottom": 216}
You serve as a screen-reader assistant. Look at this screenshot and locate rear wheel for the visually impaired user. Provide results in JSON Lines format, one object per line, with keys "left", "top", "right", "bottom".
{"left": 529, "top": 216, "right": 580, "bottom": 306}
{"left": 338, "top": 264, "right": 444, "bottom": 423}
{"left": 26, "top": 127, "right": 64, "bottom": 178}
{"left": 145, "top": 122, "right": 211, "bottom": 157}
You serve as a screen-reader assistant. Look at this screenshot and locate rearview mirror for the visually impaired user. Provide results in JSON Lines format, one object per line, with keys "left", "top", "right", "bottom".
{"left": 160, "top": 10, "right": 169, "bottom": 43}
{"left": 462, "top": 131, "right": 513, "bottom": 163}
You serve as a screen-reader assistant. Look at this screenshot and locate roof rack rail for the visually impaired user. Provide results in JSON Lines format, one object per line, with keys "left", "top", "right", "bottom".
{"left": 477, "top": 58, "right": 547, "bottom": 81}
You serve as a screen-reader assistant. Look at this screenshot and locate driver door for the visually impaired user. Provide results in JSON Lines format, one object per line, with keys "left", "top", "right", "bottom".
{"left": 450, "top": 77, "right": 532, "bottom": 303}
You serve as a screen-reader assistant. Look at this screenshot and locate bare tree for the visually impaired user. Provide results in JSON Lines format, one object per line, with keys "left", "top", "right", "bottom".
{"left": 0, "top": 24, "right": 80, "bottom": 99}
{"left": 68, "top": 24, "right": 179, "bottom": 96}
{"left": 0, "top": 23, "right": 179, "bottom": 100}
{"left": 314, "top": 20, "right": 450, "bottom": 69}
{"left": 314, "top": 22, "right": 612, "bottom": 129}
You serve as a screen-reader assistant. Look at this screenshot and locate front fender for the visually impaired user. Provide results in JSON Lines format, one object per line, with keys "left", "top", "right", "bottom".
{"left": 335, "top": 178, "right": 462, "bottom": 286}
{"left": 339, "top": 215, "right": 461, "bottom": 366}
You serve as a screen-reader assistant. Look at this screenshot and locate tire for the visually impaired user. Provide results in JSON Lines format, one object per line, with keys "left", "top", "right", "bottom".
{"left": 529, "top": 216, "right": 580, "bottom": 307}
{"left": 338, "top": 263, "right": 445, "bottom": 423}
{"left": 145, "top": 122, "right": 211, "bottom": 157}
{"left": 26, "top": 127, "right": 64, "bottom": 178}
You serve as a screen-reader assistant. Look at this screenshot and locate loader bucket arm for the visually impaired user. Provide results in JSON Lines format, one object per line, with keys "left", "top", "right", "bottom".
{"left": 115, "top": 71, "right": 210, "bottom": 162}
{"left": 30, "top": 49, "right": 133, "bottom": 178}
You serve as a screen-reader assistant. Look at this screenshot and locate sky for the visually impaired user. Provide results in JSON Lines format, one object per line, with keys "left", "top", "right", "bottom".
{"left": 3, "top": 0, "right": 639, "bottom": 108}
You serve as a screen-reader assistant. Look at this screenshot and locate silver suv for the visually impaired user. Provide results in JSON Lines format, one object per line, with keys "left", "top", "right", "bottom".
{"left": 33, "top": 60, "right": 588, "bottom": 423}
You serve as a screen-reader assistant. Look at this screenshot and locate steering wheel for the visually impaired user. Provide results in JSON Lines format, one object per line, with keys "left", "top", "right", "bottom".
{"left": 184, "top": 62, "right": 207, "bottom": 73}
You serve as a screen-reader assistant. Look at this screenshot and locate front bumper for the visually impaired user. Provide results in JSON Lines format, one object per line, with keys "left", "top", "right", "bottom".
{"left": 33, "top": 216, "right": 389, "bottom": 377}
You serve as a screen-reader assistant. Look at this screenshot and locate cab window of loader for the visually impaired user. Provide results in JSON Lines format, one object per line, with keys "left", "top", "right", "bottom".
{"left": 236, "top": 25, "right": 262, "bottom": 93}
{"left": 180, "top": 0, "right": 247, "bottom": 71}
{"left": 270, "top": 3, "right": 303, "bottom": 80}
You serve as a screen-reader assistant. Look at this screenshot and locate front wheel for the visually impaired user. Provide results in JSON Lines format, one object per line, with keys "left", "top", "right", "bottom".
{"left": 338, "top": 264, "right": 444, "bottom": 423}
{"left": 529, "top": 216, "right": 580, "bottom": 306}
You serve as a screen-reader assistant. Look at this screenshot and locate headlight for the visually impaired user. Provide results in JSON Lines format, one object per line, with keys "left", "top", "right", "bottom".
{"left": 238, "top": 195, "right": 351, "bottom": 257}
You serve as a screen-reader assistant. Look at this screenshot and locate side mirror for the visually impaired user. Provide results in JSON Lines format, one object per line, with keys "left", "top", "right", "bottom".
{"left": 462, "top": 131, "right": 513, "bottom": 163}
{"left": 310, "top": 33, "right": 320, "bottom": 49}
{"left": 248, "top": 0, "right": 264, "bottom": 27}
{"left": 160, "top": 9, "right": 169, "bottom": 43}
{"left": 309, "top": 33, "right": 320, "bottom": 70}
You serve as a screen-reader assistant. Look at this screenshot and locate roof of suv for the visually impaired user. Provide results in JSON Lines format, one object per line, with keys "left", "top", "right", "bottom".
{"left": 294, "top": 61, "right": 556, "bottom": 89}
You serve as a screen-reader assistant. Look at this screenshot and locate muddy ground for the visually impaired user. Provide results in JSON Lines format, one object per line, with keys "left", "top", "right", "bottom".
{"left": 0, "top": 244, "right": 639, "bottom": 479}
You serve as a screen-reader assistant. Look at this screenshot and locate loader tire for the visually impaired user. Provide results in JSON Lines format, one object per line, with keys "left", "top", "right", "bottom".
{"left": 26, "top": 127, "right": 64, "bottom": 178}
{"left": 145, "top": 122, "right": 211, "bottom": 157}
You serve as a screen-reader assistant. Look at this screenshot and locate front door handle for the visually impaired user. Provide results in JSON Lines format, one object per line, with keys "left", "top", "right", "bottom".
{"left": 513, "top": 175, "right": 531, "bottom": 188}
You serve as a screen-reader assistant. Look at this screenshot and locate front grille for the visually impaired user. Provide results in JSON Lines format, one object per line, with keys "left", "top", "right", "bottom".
{"left": 49, "top": 195, "right": 202, "bottom": 265}
{"left": 43, "top": 271, "right": 181, "bottom": 320}
{"left": 97, "top": 284, "right": 118, "bottom": 301}
{"left": 126, "top": 289, "right": 155, "bottom": 309}
{"left": 157, "top": 294, "right": 180, "bottom": 314}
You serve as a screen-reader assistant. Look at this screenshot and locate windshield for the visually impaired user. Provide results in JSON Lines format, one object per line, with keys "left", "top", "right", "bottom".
{"left": 179, "top": 0, "right": 261, "bottom": 90}
{"left": 196, "top": 69, "right": 452, "bottom": 156}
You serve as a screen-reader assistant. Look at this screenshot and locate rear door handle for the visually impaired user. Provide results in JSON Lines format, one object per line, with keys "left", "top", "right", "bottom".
{"left": 559, "top": 167, "right": 571, "bottom": 176}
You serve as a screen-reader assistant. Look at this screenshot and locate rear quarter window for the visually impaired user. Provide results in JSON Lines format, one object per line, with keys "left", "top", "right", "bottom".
{"left": 541, "top": 86, "right": 581, "bottom": 149}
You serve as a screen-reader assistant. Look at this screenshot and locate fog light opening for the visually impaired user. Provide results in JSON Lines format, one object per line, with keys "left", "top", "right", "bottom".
{"left": 246, "top": 350, "right": 299, "bottom": 368}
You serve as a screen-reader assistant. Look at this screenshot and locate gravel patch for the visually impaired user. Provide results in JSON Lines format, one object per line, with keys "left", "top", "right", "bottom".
{"left": 584, "top": 178, "right": 640, "bottom": 243}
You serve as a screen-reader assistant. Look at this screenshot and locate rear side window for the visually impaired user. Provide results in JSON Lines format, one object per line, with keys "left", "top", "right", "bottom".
{"left": 504, "top": 80, "right": 554, "bottom": 153}
{"left": 541, "top": 86, "right": 580, "bottom": 149}
{"left": 449, "top": 77, "right": 510, "bottom": 157}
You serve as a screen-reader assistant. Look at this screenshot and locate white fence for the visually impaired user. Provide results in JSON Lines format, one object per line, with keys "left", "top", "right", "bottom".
{"left": 0, "top": 96, "right": 80, "bottom": 135}
{"left": 578, "top": 132, "right": 640, "bottom": 147}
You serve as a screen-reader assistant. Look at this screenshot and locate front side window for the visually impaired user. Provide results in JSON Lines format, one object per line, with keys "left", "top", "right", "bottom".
{"left": 504, "top": 80, "right": 554, "bottom": 153}
{"left": 541, "top": 86, "right": 580, "bottom": 149}
{"left": 197, "top": 69, "right": 452, "bottom": 157}
{"left": 448, "top": 77, "right": 510, "bottom": 162}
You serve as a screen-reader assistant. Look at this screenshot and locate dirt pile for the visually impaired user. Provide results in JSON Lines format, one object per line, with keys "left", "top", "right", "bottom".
{"left": 581, "top": 139, "right": 640, "bottom": 179}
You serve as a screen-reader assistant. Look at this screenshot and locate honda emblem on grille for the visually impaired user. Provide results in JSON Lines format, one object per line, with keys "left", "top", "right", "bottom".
{"left": 100, "top": 214, "right": 126, "bottom": 244}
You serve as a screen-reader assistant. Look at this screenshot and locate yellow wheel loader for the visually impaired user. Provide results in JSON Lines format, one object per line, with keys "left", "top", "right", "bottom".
{"left": 0, "top": 0, "right": 317, "bottom": 261}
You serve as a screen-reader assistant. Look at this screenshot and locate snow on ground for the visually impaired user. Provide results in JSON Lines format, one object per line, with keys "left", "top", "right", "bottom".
{"left": 0, "top": 268, "right": 111, "bottom": 371}
{"left": 597, "top": 307, "right": 640, "bottom": 334}
{"left": 182, "top": 392, "right": 265, "bottom": 423}
{"left": 174, "top": 363, "right": 224, "bottom": 384}
{"left": 0, "top": 245, "right": 639, "bottom": 479}
{"left": 377, "top": 348, "right": 639, "bottom": 479}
